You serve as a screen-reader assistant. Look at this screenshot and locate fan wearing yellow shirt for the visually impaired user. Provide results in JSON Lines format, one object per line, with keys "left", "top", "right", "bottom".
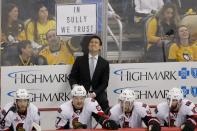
{"left": 39, "top": 29, "right": 74, "bottom": 65}
{"left": 146, "top": 3, "right": 180, "bottom": 62}
{"left": 168, "top": 25, "right": 197, "bottom": 62}
{"left": 1, "top": 3, "right": 26, "bottom": 43}
{"left": 26, "top": 2, "right": 55, "bottom": 46}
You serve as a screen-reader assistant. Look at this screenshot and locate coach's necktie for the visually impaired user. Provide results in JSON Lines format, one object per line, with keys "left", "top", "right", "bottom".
{"left": 90, "top": 56, "right": 95, "bottom": 80}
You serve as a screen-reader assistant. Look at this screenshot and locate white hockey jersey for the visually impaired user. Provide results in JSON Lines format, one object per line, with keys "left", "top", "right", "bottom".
{"left": 55, "top": 98, "right": 103, "bottom": 129}
{"left": 0, "top": 102, "right": 40, "bottom": 131}
{"left": 109, "top": 102, "right": 152, "bottom": 128}
{"left": 155, "top": 99, "right": 196, "bottom": 127}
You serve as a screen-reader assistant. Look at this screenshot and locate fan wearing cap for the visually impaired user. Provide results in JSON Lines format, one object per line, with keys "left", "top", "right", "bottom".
{"left": 55, "top": 85, "right": 118, "bottom": 130}
{"left": 155, "top": 87, "right": 197, "bottom": 131}
{"left": 109, "top": 89, "right": 160, "bottom": 131}
{"left": 0, "top": 89, "right": 40, "bottom": 131}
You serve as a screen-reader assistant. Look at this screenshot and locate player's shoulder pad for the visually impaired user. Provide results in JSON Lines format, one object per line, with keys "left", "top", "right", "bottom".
{"left": 134, "top": 102, "right": 146, "bottom": 108}
{"left": 85, "top": 98, "right": 98, "bottom": 104}
{"left": 29, "top": 103, "right": 39, "bottom": 112}
{"left": 185, "top": 100, "right": 192, "bottom": 106}
{"left": 59, "top": 101, "right": 72, "bottom": 112}
{"left": 157, "top": 102, "right": 168, "bottom": 111}
{"left": 3, "top": 102, "right": 15, "bottom": 112}
{"left": 182, "top": 99, "right": 195, "bottom": 107}
{"left": 142, "top": 103, "right": 148, "bottom": 108}
{"left": 109, "top": 104, "right": 122, "bottom": 117}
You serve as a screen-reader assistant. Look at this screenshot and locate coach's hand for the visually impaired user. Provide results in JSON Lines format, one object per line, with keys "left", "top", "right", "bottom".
{"left": 102, "top": 120, "right": 119, "bottom": 130}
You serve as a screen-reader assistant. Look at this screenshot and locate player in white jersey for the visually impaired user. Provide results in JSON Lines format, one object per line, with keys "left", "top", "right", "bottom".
{"left": 109, "top": 89, "right": 161, "bottom": 131}
{"left": 0, "top": 89, "right": 40, "bottom": 131}
{"left": 55, "top": 85, "right": 119, "bottom": 130}
{"left": 155, "top": 87, "right": 197, "bottom": 131}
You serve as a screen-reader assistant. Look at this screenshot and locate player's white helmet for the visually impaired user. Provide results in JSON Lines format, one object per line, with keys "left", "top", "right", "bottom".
{"left": 119, "top": 89, "right": 135, "bottom": 102}
{"left": 71, "top": 85, "right": 87, "bottom": 97}
{"left": 15, "top": 89, "right": 30, "bottom": 100}
{"left": 167, "top": 87, "right": 183, "bottom": 108}
{"left": 167, "top": 87, "right": 183, "bottom": 101}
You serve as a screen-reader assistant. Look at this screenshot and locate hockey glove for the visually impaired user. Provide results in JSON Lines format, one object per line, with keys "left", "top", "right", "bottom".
{"left": 102, "top": 120, "right": 119, "bottom": 130}
{"left": 149, "top": 123, "right": 161, "bottom": 131}
{"left": 182, "top": 119, "right": 196, "bottom": 131}
{"left": 72, "top": 121, "right": 87, "bottom": 129}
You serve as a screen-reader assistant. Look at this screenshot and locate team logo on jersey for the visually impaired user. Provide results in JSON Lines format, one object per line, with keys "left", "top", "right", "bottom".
{"left": 96, "top": 105, "right": 102, "bottom": 111}
{"left": 119, "top": 116, "right": 125, "bottom": 122}
{"left": 191, "top": 68, "right": 197, "bottom": 79}
{"left": 14, "top": 117, "right": 20, "bottom": 122}
{"left": 183, "top": 53, "right": 192, "bottom": 61}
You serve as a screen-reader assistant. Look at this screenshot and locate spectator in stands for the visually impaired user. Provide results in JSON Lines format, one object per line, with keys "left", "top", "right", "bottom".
{"left": 146, "top": 3, "right": 180, "bottom": 62}
{"left": 16, "top": 40, "right": 38, "bottom": 66}
{"left": 168, "top": 25, "right": 197, "bottom": 61}
{"left": 134, "top": 0, "right": 164, "bottom": 23}
{"left": 26, "top": 2, "right": 55, "bottom": 46}
{"left": 2, "top": 0, "right": 56, "bottom": 21}
{"left": 164, "top": 0, "right": 197, "bottom": 15}
{"left": 1, "top": 3, "right": 26, "bottom": 43}
{"left": 39, "top": 29, "right": 74, "bottom": 65}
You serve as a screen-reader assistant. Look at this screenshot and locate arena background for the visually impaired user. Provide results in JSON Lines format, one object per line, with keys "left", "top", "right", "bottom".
{"left": 1, "top": 0, "right": 197, "bottom": 130}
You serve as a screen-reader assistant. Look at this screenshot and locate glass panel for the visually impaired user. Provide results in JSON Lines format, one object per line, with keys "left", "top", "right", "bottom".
{"left": 107, "top": 0, "right": 197, "bottom": 63}
{"left": 1, "top": 0, "right": 104, "bottom": 66}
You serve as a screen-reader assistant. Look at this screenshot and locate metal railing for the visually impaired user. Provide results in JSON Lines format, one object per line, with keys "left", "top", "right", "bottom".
{"left": 107, "top": 3, "right": 123, "bottom": 63}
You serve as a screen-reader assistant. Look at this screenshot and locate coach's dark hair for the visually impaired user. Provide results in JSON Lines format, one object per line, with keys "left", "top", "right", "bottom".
{"left": 18, "top": 40, "right": 31, "bottom": 54}
{"left": 88, "top": 35, "right": 102, "bottom": 46}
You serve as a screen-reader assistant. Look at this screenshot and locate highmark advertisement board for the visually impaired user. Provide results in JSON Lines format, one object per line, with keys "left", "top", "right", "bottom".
{"left": 1, "top": 65, "right": 72, "bottom": 108}
{"left": 1, "top": 62, "right": 197, "bottom": 108}
{"left": 107, "top": 62, "right": 197, "bottom": 106}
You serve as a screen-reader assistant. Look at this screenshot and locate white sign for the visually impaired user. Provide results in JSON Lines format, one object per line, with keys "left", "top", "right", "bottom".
{"left": 1, "top": 65, "right": 72, "bottom": 108}
{"left": 56, "top": 4, "right": 97, "bottom": 35}
{"left": 107, "top": 62, "right": 197, "bottom": 106}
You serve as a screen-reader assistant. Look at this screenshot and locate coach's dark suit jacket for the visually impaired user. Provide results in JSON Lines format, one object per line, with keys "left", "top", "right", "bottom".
{"left": 69, "top": 54, "right": 110, "bottom": 111}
